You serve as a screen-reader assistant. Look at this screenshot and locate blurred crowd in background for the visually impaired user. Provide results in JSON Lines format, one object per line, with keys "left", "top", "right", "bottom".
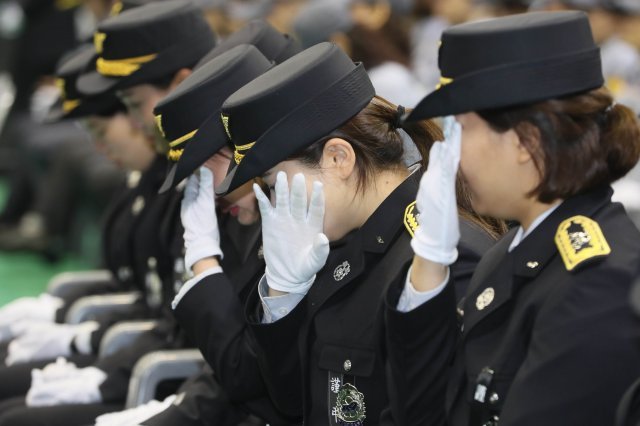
{"left": 0, "top": 0, "right": 637, "bottom": 263}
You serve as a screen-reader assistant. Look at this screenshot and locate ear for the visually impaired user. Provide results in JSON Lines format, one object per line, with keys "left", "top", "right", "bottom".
{"left": 169, "top": 68, "right": 192, "bottom": 91}
{"left": 508, "top": 123, "right": 540, "bottom": 165}
{"left": 320, "top": 138, "right": 356, "bottom": 180}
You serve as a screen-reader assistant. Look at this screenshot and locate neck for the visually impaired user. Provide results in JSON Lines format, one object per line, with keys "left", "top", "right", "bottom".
{"left": 349, "top": 168, "right": 409, "bottom": 229}
{"left": 516, "top": 198, "right": 562, "bottom": 232}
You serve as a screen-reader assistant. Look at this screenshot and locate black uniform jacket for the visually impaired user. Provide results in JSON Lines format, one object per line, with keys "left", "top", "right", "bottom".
{"left": 386, "top": 186, "right": 640, "bottom": 426}
{"left": 88, "top": 155, "right": 183, "bottom": 351}
{"left": 55, "top": 156, "right": 173, "bottom": 323}
{"left": 173, "top": 214, "right": 292, "bottom": 423}
{"left": 244, "top": 171, "right": 495, "bottom": 425}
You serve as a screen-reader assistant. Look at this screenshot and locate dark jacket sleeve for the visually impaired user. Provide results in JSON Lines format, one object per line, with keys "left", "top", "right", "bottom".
{"left": 174, "top": 273, "right": 269, "bottom": 404}
{"left": 451, "top": 219, "right": 496, "bottom": 300}
{"left": 384, "top": 276, "right": 457, "bottom": 426}
{"left": 497, "top": 264, "right": 640, "bottom": 426}
{"left": 244, "top": 286, "right": 307, "bottom": 422}
{"left": 383, "top": 219, "right": 493, "bottom": 425}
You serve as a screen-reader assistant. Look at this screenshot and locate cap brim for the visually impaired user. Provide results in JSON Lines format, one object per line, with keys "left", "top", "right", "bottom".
{"left": 77, "top": 70, "right": 121, "bottom": 97}
{"left": 215, "top": 63, "right": 375, "bottom": 196}
{"left": 215, "top": 161, "right": 239, "bottom": 196}
{"left": 80, "top": 35, "right": 216, "bottom": 98}
{"left": 159, "top": 110, "right": 229, "bottom": 194}
{"left": 404, "top": 47, "right": 604, "bottom": 122}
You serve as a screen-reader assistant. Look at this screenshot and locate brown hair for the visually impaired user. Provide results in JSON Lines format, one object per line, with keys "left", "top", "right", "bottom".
{"left": 290, "top": 96, "right": 508, "bottom": 239}
{"left": 478, "top": 87, "right": 640, "bottom": 203}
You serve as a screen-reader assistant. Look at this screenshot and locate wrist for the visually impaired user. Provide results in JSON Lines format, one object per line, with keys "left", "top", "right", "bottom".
{"left": 192, "top": 257, "right": 220, "bottom": 275}
{"left": 410, "top": 256, "right": 448, "bottom": 292}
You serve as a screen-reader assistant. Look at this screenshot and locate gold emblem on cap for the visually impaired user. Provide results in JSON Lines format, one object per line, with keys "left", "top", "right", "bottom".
{"left": 154, "top": 115, "right": 166, "bottom": 138}
{"left": 94, "top": 32, "right": 106, "bottom": 55}
{"left": 110, "top": 0, "right": 123, "bottom": 16}
{"left": 436, "top": 76, "right": 453, "bottom": 90}
{"left": 221, "top": 113, "right": 231, "bottom": 140}
{"left": 555, "top": 215, "right": 610, "bottom": 271}
{"left": 404, "top": 201, "right": 419, "bottom": 237}
{"left": 55, "top": 78, "right": 66, "bottom": 98}
{"left": 96, "top": 53, "right": 157, "bottom": 77}
{"left": 476, "top": 287, "right": 495, "bottom": 311}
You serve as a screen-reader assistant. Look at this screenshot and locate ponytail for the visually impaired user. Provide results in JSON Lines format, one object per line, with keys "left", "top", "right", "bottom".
{"left": 601, "top": 102, "right": 640, "bottom": 182}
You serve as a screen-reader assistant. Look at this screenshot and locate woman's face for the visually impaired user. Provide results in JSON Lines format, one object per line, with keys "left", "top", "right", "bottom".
{"left": 204, "top": 147, "right": 259, "bottom": 226}
{"left": 119, "top": 84, "right": 170, "bottom": 143}
{"left": 456, "top": 112, "right": 533, "bottom": 220}
{"left": 83, "top": 113, "right": 155, "bottom": 171}
{"left": 261, "top": 159, "right": 353, "bottom": 242}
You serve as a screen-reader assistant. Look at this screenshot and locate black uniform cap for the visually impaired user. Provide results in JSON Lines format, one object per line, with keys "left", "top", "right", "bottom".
{"left": 405, "top": 11, "right": 604, "bottom": 122}
{"left": 48, "top": 44, "right": 124, "bottom": 122}
{"left": 153, "top": 44, "right": 273, "bottom": 193}
{"left": 77, "top": 0, "right": 216, "bottom": 96}
{"left": 212, "top": 42, "right": 375, "bottom": 196}
{"left": 196, "top": 20, "right": 300, "bottom": 69}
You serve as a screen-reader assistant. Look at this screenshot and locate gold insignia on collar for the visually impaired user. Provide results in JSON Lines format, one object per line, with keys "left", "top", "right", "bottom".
{"left": 555, "top": 215, "right": 610, "bottom": 271}
{"left": 94, "top": 32, "right": 106, "bottom": 55}
{"left": 404, "top": 201, "right": 419, "bottom": 237}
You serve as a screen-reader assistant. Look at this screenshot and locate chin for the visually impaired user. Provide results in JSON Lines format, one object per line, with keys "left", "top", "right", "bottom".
{"left": 237, "top": 210, "right": 259, "bottom": 226}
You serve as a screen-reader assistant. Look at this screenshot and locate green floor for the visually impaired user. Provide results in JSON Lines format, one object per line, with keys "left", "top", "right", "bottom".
{"left": 0, "top": 253, "right": 92, "bottom": 305}
{"left": 0, "top": 180, "right": 97, "bottom": 306}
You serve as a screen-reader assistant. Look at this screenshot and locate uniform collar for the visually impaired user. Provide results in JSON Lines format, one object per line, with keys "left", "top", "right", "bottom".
{"left": 508, "top": 202, "right": 561, "bottom": 252}
{"left": 358, "top": 169, "right": 422, "bottom": 254}
{"left": 462, "top": 185, "right": 614, "bottom": 338}
{"left": 510, "top": 185, "right": 613, "bottom": 278}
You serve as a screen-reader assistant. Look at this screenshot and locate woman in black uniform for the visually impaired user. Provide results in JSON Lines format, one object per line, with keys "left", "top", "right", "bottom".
{"left": 98, "top": 43, "right": 295, "bottom": 426}
{"left": 0, "top": 43, "right": 160, "bottom": 419}
{"left": 386, "top": 11, "right": 640, "bottom": 426}
{"left": 173, "top": 42, "right": 503, "bottom": 425}
{"left": 0, "top": 2, "right": 215, "bottom": 423}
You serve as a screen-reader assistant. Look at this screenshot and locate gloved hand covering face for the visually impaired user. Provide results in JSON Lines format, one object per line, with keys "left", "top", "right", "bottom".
{"left": 253, "top": 171, "right": 330, "bottom": 294}
{"left": 181, "top": 167, "right": 223, "bottom": 272}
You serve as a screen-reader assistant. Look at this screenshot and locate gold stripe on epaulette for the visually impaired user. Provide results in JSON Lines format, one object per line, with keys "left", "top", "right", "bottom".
{"left": 555, "top": 215, "right": 611, "bottom": 271}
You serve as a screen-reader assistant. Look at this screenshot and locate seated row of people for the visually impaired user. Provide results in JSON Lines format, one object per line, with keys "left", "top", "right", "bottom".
{"left": 0, "top": 3, "right": 639, "bottom": 426}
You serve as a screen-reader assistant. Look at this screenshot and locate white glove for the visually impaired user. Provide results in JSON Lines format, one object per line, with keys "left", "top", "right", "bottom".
{"left": 0, "top": 294, "right": 63, "bottom": 342}
{"left": 94, "top": 394, "right": 177, "bottom": 426}
{"left": 253, "top": 172, "right": 330, "bottom": 294}
{"left": 6, "top": 321, "right": 99, "bottom": 366}
{"left": 411, "top": 116, "right": 462, "bottom": 265}
{"left": 181, "top": 167, "right": 223, "bottom": 272}
{"left": 26, "top": 358, "right": 106, "bottom": 407}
